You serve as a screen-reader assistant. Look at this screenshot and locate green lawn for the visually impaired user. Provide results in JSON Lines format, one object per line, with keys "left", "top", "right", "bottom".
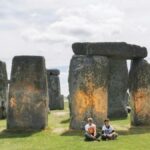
{"left": 0, "top": 102, "right": 150, "bottom": 150}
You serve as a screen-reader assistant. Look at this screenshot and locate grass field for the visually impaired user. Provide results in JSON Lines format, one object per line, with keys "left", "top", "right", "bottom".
{"left": 0, "top": 102, "right": 150, "bottom": 150}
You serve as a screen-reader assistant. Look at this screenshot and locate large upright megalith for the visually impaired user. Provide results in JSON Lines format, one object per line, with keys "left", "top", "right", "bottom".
{"left": 47, "top": 69, "right": 64, "bottom": 110}
{"left": 0, "top": 61, "right": 8, "bottom": 119}
{"left": 69, "top": 55, "right": 109, "bottom": 129}
{"left": 129, "top": 59, "right": 150, "bottom": 125}
{"left": 7, "top": 56, "right": 49, "bottom": 130}
{"left": 108, "top": 59, "right": 128, "bottom": 118}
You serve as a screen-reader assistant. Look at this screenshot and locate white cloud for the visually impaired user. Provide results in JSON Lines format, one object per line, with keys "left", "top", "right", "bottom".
{"left": 0, "top": 0, "right": 150, "bottom": 95}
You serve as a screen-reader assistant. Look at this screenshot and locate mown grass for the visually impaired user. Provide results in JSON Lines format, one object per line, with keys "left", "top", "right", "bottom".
{"left": 0, "top": 102, "right": 150, "bottom": 150}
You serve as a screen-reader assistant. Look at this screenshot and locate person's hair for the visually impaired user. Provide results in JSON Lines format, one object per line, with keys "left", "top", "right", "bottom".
{"left": 104, "top": 118, "right": 110, "bottom": 122}
{"left": 87, "top": 118, "right": 93, "bottom": 122}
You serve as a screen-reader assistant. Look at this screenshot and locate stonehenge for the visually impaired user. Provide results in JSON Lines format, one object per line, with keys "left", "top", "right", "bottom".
{"left": 69, "top": 42, "right": 148, "bottom": 129}
{"left": 47, "top": 69, "right": 64, "bottom": 110}
{"left": 7, "top": 56, "right": 49, "bottom": 130}
{"left": 0, "top": 61, "right": 8, "bottom": 119}
{"left": 129, "top": 59, "right": 150, "bottom": 125}
{"left": 0, "top": 41, "right": 149, "bottom": 131}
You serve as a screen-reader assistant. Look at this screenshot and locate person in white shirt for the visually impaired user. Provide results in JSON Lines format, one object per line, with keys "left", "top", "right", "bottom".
{"left": 84, "top": 118, "right": 101, "bottom": 141}
{"left": 101, "top": 118, "right": 118, "bottom": 140}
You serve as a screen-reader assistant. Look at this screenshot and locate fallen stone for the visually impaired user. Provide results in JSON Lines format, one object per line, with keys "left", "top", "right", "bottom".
{"left": 72, "top": 42, "right": 147, "bottom": 59}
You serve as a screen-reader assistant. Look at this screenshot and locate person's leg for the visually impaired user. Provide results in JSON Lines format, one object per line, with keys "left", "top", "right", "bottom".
{"left": 101, "top": 134, "right": 107, "bottom": 141}
{"left": 96, "top": 132, "right": 101, "bottom": 139}
{"left": 107, "top": 133, "right": 118, "bottom": 140}
{"left": 95, "top": 132, "right": 101, "bottom": 141}
{"left": 111, "top": 132, "right": 118, "bottom": 140}
{"left": 84, "top": 133, "right": 95, "bottom": 141}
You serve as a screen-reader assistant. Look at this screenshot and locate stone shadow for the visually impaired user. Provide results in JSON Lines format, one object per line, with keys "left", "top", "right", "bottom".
{"left": 60, "top": 118, "right": 70, "bottom": 124}
{"left": 117, "top": 126, "right": 150, "bottom": 136}
{"left": 0, "top": 129, "right": 42, "bottom": 139}
{"left": 61, "top": 130, "right": 84, "bottom": 137}
{"left": 61, "top": 126, "right": 150, "bottom": 137}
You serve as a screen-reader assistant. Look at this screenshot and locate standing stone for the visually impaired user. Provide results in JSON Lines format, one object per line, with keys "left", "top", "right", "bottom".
{"left": 129, "top": 59, "right": 150, "bottom": 125}
{"left": 47, "top": 69, "right": 64, "bottom": 110}
{"left": 108, "top": 59, "right": 128, "bottom": 118}
{"left": 69, "top": 55, "right": 109, "bottom": 130}
{"left": 7, "top": 56, "right": 48, "bottom": 130}
{"left": 0, "top": 61, "right": 8, "bottom": 119}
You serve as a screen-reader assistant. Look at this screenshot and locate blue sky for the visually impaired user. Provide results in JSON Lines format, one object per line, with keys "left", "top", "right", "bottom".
{"left": 0, "top": 0, "right": 150, "bottom": 96}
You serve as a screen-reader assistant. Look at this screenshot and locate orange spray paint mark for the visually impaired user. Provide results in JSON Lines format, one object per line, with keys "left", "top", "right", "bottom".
{"left": 133, "top": 88, "right": 150, "bottom": 115}
{"left": 10, "top": 97, "right": 17, "bottom": 108}
{"left": 74, "top": 87, "right": 107, "bottom": 118}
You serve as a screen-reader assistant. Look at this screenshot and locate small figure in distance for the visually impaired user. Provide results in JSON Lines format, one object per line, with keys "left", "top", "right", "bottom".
{"left": 84, "top": 118, "right": 101, "bottom": 142}
{"left": 101, "top": 118, "right": 118, "bottom": 141}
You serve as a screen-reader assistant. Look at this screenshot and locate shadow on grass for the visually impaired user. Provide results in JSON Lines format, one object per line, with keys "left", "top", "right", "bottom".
{"left": 0, "top": 129, "right": 42, "bottom": 139}
{"left": 111, "top": 117, "right": 129, "bottom": 121}
{"left": 61, "top": 130, "right": 84, "bottom": 137}
{"left": 61, "top": 126, "right": 150, "bottom": 137}
{"left": 61, "top": 118, "right": 70, "bottom": 124}
{"left": 117, "top": 126, "right": 150, "bottom": 136}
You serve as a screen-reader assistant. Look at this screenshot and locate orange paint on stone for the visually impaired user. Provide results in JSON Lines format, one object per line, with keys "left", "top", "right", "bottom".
{"left": 74, "top": 91, "right": 89, "bottom": 116}
{"left": 74, "top": 87, "right": 107, "bottom": 119}
{"left": 92, "top": 88, "right": 107, "bottom": 114}
{"left": 10, "top": 97, "right": 17, "bottom": 108}
{"left": 133, "top": 89, "right": 150, "bottom": 118}
{"left": 133, "top": 89, "right": 148, "bottom": 113}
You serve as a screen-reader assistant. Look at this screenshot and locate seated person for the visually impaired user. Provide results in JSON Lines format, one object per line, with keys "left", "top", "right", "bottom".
{"left": 101, "top": 118, "right": 118, "bottom": 140}
{"left": 84, "top": 118, "right": 100, "bottom": 141}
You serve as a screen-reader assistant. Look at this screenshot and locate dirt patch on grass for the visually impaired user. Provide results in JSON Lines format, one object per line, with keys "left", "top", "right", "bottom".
{"left": 53, "top": 111, "right": 69, "bottom": 117}
{"left": 52, "top": 127, "right": 68, "bottom": 134}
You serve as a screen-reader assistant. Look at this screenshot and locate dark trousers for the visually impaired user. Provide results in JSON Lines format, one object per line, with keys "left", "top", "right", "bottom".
{"left": 101, "top": 133, "right": 118, "bottom": 140}
{"left": 84, "top": 132, "right": 101, "bottom": 141}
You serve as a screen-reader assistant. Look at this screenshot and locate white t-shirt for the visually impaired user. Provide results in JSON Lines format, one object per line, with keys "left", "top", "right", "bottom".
{"left": 102, "top": 125, "right": 114, "bottom": 135}
{"left": 85, "top": 123, "right": 96, "bottom": 135}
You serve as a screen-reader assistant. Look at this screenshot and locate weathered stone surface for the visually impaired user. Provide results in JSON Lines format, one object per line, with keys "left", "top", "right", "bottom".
{"left": 129, "top": 59, "right": 150, "bottom": 126}
{"left": 7, "top": 56, "right": 48, "bottom": 130}
{"left": 72, "top": 42, "right": 147, "bottom": 59}
{"left": 59, "top": 95, "right": 64, "bottom": 110}
{"left": 48, "top": 69, "right": 60, "bottom": 76}
{"left": 69, "top": 55, "right": 109, "bottom": 130}
{"left": 47, "top": 70, "right": 64, "bottom": 110}
{"left": 0, "top": 61, "right": 8, "bottom": 119}
{"left": 108, "top": 59, "right": 128, "bottom": 118}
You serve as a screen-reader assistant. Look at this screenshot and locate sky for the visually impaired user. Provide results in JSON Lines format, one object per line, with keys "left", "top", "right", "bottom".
{"left": 0, "top": 0, "right": 150, "bottom": 96}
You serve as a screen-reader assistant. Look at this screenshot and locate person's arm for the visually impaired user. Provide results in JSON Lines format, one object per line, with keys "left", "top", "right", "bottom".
{"left": 110, "top": 126, "right": 115, "bottom": 133}
{"left": 85, "top": 125, "right": 88, "bottom": 132}
{"left": 93, "top": 125, "right": 96, "bottom": 137}
{"left": 101, "top": 126, "right": 105, "bottom": 135}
